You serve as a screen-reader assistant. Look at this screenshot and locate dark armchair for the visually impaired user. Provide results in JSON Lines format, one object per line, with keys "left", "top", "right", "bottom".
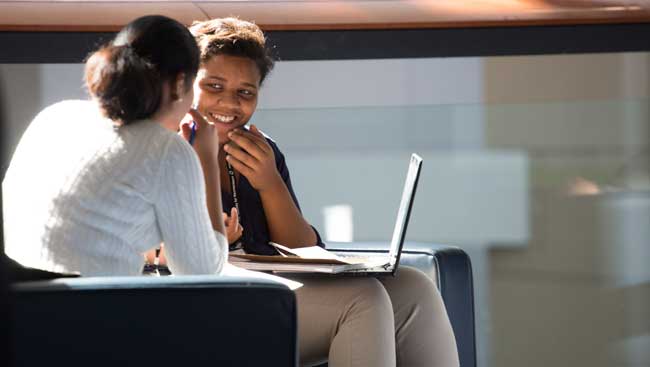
{"left": 5, "top": 242, "right": 475, "bottom": 367}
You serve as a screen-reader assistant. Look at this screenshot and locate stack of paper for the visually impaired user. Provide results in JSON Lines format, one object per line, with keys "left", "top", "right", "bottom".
{"left": 229, "top": 242, "right": 388, "bottom": 274}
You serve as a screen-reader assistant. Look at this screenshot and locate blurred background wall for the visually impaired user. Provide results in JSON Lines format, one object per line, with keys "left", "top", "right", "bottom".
{"left": 1, "top": 52, "right": 648, "bottom": 367}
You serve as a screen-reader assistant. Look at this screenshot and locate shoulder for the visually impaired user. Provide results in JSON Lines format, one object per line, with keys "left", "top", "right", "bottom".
{"left": 48, "top": 99, "right": 96, "bottom": 113}
{"left": 30, "top": 100, "right": 100, "bottom": 129}
{"left": 40, "top": 100, "right": 100, "bottom": 122}
{"left": 158, "top": 132, "right": 202, "bottom": 174}
{"left": 120, "top": 119, "right": 194, "bottom": 161}
{"left": 148, "top": 131, "right": 204, "bottom": 200}
{"left": 160, "top": 129, "right": 197, "bottom": 160}
{"left": 39, "top": 99, "right": 93, "bottom": 114}
{"left": 9, "top": 100, "right": 102, "bottom": 161}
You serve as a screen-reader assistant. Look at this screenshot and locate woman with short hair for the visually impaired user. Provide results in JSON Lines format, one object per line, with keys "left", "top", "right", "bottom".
{"left": 186, "top": 17, "right": 460, "bottom": 367}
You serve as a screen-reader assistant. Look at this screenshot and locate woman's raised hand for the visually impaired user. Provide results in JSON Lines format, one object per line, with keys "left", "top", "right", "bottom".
{"left": 180, "top": 109, "right": 220, "bottom": 161}
{"left": 224, "top": 124, "right": 283, "bottom": 192}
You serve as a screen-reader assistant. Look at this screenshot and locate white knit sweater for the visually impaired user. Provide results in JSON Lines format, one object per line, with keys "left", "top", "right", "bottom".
{"left": 3, "top": 100, "right": 227, "bottom": 276}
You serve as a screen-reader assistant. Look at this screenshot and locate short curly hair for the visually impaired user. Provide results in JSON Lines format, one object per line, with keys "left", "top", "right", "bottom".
{"left": 189, "top": 17, "right": 275, "bottom": 85}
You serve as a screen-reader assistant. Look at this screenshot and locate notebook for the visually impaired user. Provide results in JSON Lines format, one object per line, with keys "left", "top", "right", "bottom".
{"left": 229, "top": 153, "right": 423, "bottom": 275}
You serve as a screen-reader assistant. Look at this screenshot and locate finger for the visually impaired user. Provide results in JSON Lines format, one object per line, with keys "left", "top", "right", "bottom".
{"left": 229, "top": 130, "right": 266, "bottom": 149}
{"left": 250, "top": 124, "right": 265, "bottom": 138}
{"left": 225, "top": 154, "right": 254, "bottom": 177}
{"left": 230, "top": 207, "right": 239, "bottom": 223}
{"left": 222, "top": 212, "right": 230, "bottom": 225}
{"left": 247, "top": 125, "right": 272, "bottom": 151}
{"left": 237, "top": 127, "right": 270, "bottom": 150}
{"left": 228, "top": 132, "right": 268, "bottom": 159}
{"left": 187, "top": 108, "right": 209, "bottom": 129}
{"left": 180, "top": 122, "right": 192, "bottom": 141}
{"left": 223, "top": 142, "right": 260, "bottom": 168}
{"left": 179, "top": 112, "right": 194, "bottom": 134}
{"left": 231, "top": 126, "right": 267, "bottom": 145}
{"left": 233, "top": 221, "right": 243, "bottom": 235}
{"left": 225, "top": 212, "right": 239, "bottom": 230}
{"left": 180, "top": 113, "right": 194, "bottom": 127}
{"left": 235, "top": 225, "right": 243, "bottom": 237}
{"left": 158, "top": 247, "right": 167, "bottom": 265}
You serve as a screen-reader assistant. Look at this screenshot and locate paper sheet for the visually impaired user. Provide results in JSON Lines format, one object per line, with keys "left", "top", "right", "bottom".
{"left": 221, "top": 262, "right": 303, "bottom": 290}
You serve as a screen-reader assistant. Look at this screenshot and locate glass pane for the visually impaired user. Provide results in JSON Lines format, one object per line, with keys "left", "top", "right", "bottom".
{"left": 2, "top": 52, "right": 648, "bottom": 367}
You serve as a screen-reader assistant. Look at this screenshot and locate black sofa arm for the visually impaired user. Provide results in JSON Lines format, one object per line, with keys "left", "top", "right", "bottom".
{"left": 326, "top": 242, "right": 477, "bottom": 367}
{"left": 10, "top": 275, "right": 298, "bottom": 367}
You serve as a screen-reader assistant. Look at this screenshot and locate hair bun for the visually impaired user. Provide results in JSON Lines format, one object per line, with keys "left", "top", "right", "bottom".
{"left": 83, "top": 15, "right": 200, "bottom": 126}
{"left": 85, "top": 44, "right": 161, "bottom": 124}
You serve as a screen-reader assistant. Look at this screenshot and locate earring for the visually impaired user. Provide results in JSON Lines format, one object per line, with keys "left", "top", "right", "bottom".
{"left": 171, "top": 90, "right": 183, "bottom": 103}
{"left": 174, "top": 80, "right": 185, "bottom": 103}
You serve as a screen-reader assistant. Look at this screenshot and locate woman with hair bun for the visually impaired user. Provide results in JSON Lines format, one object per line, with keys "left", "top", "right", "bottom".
{"left": 3, "top": 15, "right": 228, "bottom": 276}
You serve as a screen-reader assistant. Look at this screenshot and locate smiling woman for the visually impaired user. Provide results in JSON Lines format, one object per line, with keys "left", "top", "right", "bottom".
{"left": 179, "top": 17, "right": 460, "bottom": 367}
{"left": 187, "top": 17, "right": 319, "bottom": 254}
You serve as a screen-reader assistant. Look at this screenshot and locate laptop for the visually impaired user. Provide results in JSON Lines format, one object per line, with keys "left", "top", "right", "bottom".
{"left": 229, "top": 153, "right": 423, "bottom": 276}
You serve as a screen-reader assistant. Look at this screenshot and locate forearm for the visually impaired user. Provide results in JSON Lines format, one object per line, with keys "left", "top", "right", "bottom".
{"left": 199, "top": 156, "right": 226, "bottom": 236}
{"left": 259, "top": 182, "right": 317, "bottom": 248}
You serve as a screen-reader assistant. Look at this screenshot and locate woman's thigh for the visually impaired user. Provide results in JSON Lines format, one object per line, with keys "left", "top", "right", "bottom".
{"left": 292, "top": 275, "right": 396, "bottom": 367}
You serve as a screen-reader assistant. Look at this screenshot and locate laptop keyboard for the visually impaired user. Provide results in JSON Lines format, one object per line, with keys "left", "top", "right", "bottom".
{"left": 337, "top": 253, "right": 385, "bottom": 261}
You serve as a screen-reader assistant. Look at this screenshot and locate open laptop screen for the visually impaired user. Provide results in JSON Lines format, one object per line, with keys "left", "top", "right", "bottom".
{"left": 387, "top": 153, "right": 423, "bottom": 270}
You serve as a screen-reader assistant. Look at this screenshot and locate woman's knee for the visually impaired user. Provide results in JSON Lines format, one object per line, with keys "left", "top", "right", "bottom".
{"left": 391, "top": 266, "right": 440, "bottom": 301}
{"left": 353, "top": 277, "right": 393, "bottom": 310}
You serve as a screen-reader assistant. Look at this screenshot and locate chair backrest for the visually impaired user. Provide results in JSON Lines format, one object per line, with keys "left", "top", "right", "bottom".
{"left": 11, "top": 276, "right": 299, "bottom": 367}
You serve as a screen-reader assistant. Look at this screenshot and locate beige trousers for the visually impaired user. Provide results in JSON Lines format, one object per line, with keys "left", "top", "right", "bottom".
{"left": 292, "top": 266, "right": 459, "bottom": 367}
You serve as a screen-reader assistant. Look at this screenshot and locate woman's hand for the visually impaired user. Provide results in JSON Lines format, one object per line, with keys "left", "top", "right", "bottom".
{"left": 179, "top": 109, "right": 219, "bottom": 162}
{"left": 223, "top": 207, "right": 243, "bottom": 245}
{"left": 224, "top": 124, "right": 283, "bottom": 192}
{"left": 143, "top": 244, "right": 168, "bottom": 266}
